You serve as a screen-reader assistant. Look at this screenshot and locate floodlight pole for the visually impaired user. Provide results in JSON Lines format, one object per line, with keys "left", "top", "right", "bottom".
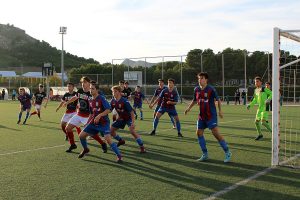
{"left": 59, "top": 26, "right": 67, "bottom": 87}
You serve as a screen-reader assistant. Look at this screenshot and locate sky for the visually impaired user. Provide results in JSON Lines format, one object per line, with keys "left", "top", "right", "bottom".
{"left": 1, "top": 0, "right": 299, "bottom": 63}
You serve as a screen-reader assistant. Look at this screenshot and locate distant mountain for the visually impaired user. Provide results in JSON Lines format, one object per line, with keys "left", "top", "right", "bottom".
{"left": 121, "top": 58, "right": 156, "bottom": 68}
{"left": 0, "top": 23, "right": 99, "bottom": 70}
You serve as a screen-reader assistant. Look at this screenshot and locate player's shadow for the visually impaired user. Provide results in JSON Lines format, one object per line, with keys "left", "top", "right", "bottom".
{"left": 0, "top": 124, "right": 21, "bottom": 132}
{"left": 29, "top": 124, "right": 61, "bottom": 131}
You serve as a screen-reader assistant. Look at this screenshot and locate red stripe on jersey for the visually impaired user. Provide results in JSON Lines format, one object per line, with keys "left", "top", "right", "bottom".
{"left": 206, "top": 89, "right": 212, "bottom": 120}
{"left": 200, "top": 90, "right": 205, "bottom": 120}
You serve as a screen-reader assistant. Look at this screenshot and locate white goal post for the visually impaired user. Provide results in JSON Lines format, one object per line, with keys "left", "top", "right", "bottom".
{"left": 272, "top": 27, "right": 300, "bottom": 167}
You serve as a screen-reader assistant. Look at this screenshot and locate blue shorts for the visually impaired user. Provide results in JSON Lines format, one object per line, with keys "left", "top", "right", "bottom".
{"left": 133, "top": 103, "right": 142, "bottom": 109}
{"left": 197, "top": 116, "right": 218, "bottom": 130}
{"left": 112, "top": 119, "right": 132, "bottom": 129}
{"left": 157, "top": 107, "right": 178, "bottom": 117}
{"left": 83, "top": 123, "right": 110, "bottom": 136}
{"left": 22, "top": 105, "right": 31, "bottom": 111}
{"left": 154, "top": 105, "right": 161, "bottom": 113}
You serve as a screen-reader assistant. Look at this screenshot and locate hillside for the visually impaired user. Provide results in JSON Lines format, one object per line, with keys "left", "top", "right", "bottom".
{"left": 0, "top": 23, "right": 99, "bottom": 71}
{"left": 121, "top": 58, "right": 156, "bottom": 68}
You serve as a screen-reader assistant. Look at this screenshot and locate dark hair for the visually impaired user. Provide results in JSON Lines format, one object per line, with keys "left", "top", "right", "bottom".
{"left": 136, "top": 85, "right": 141, "bottom": 88}
{"left": 158, "top": 79, "right": 164, "bottom": 83}
{"left": 265, "top": 81, "right": 271, "bottom": 85}
{"left": 124, "top": 81, "right": 129, "bottom": 84}
{"left": 90, "top": 80, "right": 99, "bottom": 90}
{"left": 39, "top": 84, "right": 44, "bottom": 88}
{"left": 67, "top": 82, "right": 74, "bottom": 86}
{"left": 80, "top": 76, "right": 91, "bottom": 83}
{"left": 255, "top": 76, "right": 262, "bottom": 82}
{"left": 119, "top": 80, "right": 125, "bottom": 84}
{"left": 197, "top": 72, "right": 209, "bottom": 79}
{"left": 168, "top": 78, "right": 175, "bottom": 83}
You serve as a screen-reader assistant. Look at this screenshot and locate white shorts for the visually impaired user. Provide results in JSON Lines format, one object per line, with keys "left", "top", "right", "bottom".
{"left": 112, "top": 108, "right": 118, "bottom": 115}
{"left": 67, "top": 114, "right": 89, "bottom": 127}
{"left": 61, "top": 112, "right": 76, "bottom": 123}
{"left": 35, "top": 104, "right": 42, "bottom": 110}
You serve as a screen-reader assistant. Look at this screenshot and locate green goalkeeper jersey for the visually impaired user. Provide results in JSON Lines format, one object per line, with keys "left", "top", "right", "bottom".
{"left": 249, "top": 87, "right": 272, "bottom": 111}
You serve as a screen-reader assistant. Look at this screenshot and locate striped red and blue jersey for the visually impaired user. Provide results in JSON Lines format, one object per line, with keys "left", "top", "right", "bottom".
{"left": 154, "top": 86, "right": 167, "bottom": 106}
{"left": 132, "top": 91, "right": 145, "bottom": 105}
{"left": 18, "top": 93, "right": 32, "bottom": 107}
{"left": 158, "top": 88, "right": 178, "bottom": 110}
{"left": 87, "top": 95, "right": 110, "bottom": 126}
{"left": 193, "top": 85, "right": 219, "bottom": 120}
{"left": 110, "top": 97, "right": 133, "bottom": 121}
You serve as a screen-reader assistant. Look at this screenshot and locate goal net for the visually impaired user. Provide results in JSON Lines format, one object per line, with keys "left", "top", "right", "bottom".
{"left": 272, "top": 28, "right": 300, "bottom": 168}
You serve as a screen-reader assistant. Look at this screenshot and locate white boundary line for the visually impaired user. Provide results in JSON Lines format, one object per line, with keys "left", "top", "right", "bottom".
{"left": 0, "top": 118, "right": 251, "bottom": 157}
{"left": 204, "top": 154, "right": 300, "bottom": 200}
{"left": 0, "top": 144, "right": 66, "bottom": 156}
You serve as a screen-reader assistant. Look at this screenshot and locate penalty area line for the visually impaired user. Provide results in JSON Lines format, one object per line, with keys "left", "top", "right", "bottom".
{"left": 0, "top": 144, "right": 66, "bottom": 156}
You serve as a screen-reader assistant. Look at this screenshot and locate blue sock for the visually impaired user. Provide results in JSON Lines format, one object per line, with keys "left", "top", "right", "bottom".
{"left": 110, "top": 142, "right": 121, "bottom": 157}
{"left": 80, "top": 138, "right": 88, "bottom": 149}
{"left": 136, "top": 137, "right": 143, "bottom": 147}
{"left": 153, "top": 117, "right": 159, "bottom": 130}
{"left": 176, "top": 121, "right": 181, "bottom": 132}
{"left": 24, "top": 112, "right": 29, "bottom": 121}
{"left": 18, "top": 112, "right": 22, "bottom": 121}
{"left": 113, "top": 135, "right": 123, "bottom": 141}
{"left": 198, "top": 136, "right": 208, "bottom": 154}
{"left": 219, "top": 140, "right": 229, "bottom": 153}
{"left": 169, "top": 114, "right": 175, "bottom": 126}
{"left": 140, "top": 111, "right": 143, "bottom": 119}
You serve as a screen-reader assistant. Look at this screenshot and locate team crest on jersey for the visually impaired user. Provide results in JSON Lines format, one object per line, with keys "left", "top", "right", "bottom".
{"left": 119, "top": 104, "right": 122, "bottom": 108}
{"left": 204, "top": 93, "right": 208, "bottom": 97}
{"left": 171, "top": 94, "right": 173, "bottom": 97}
{"left": 96, "top": 102, "right": 99, "bottom": 107}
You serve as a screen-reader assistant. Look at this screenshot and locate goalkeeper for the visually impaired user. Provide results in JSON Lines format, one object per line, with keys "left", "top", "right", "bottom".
{"left": 247, "top": 76, "right": 272, "bottom": 140}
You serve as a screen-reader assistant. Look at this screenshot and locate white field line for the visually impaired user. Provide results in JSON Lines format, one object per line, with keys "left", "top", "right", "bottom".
{"left": 0, "top": 118, "right": 250, "bottom": 157}
{"left": 204, "top": 154, "right": 300, "bottom": 200}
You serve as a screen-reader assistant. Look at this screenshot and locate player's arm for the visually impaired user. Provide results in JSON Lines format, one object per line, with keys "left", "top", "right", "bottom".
{"left": 184, "top": 100, "right": 196, "bottom": 115}
{"left": 265, "top": 88, "right": 272, "bottom": 102}
{"left": 149, "top": 97, "right": 160, "bottom": 109}
{"left": 64, "top": 96, "right": 79, "bottom": 106}
{"left": 247, "top": 95, "right": 257, "bottom": 109}
{"left": 43, "top": 95, "right": 49, "bottom": 108}
{"left": 56, "top": 101, "right": 64, "bottom": 112}
{"left": 217, "top": 99, "right": 223, "bottom": 118}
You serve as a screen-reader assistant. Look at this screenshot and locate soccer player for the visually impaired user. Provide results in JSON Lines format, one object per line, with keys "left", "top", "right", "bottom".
{"left": 56, "top": 82, "right": 79, "bottom": 141}
{"left": 123, "top": 81, "right": 132, "bottom": 99}
{"left": 247, "top": 77, "right": 272, "bottom": 140}
{"left": 30, "top": 84, "right": 48, "bottom": 120}
{"left": 149, "top": 78, "right": 183, "bottom": 137}
{"left": 64, "top": 77, "right": 107, "bottom": 153}
{"left": 78, "top": 82, "right": 122, "bottom": 162}
{"left": 17, "top": 87, "right": 32, "bottom": 125}
{"left": 234, "top": 89, "right": 240, "bottom": 105}
{"left": 265, "top": 82, "right": 272, "bottom": 112}
{"left": 149, "top": 79, "right": 176, "bottom": 129}
{"left": 112, "top": 80, "right": 125, "bottom": 122}
{"left": 110, "top": 85, "right": 146, "bottom": 153}
{"left": 131, "top": 86, "right": 149, "bottom": 120}
{"left": 184, "top": 72, "right": 231, "bottom": 163}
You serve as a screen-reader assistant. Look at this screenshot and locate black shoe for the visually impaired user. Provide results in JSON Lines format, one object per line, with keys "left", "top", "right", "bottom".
{"left": 178, "top": 132, "right": 183, "bottom": 137}
{"left": 101, "top": 143, "right": 108, "bottom": 153}
{"left": 22, "top": 121, "right": 27, "bottom": 125}
{"left": 149, "top": 130, "right": 156, "bottom": 136}
{"left": 65, "top": 136, "right": 68, "bottom": 141}
{"left": 17, "top": 120, "right": 20, "bottom": 124}
{"left": 117, "top": 139, "right": 126, "bottom": 147}
{"left": 66, "top": 144, "right": 77, "bottom": 152}
{"left": 78, "top": 148, "right": 90, "bottom": 158}
{"left": 255, "top": 135, "right": 263, "bottom": 141}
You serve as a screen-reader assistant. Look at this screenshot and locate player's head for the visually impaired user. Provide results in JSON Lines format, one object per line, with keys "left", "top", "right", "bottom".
{"left": 197, "top": 72, "right": 208, "bottom": 86}
{"left": 80, "top": 76, "right": 91, "bottom": 90}
{"left": 254, "top": 76, "right": 262, "bottom": 87}
{"left": 111, "top": 85, "right": 122, "bottom": 99}
{"left": 135, "top": 85, "right": 141, "bottom": 92}
{"left": 265, "top": 81, "right": 271, "bottom": 89}
{"left": 119, "top": 80, "right": 125, "bottom": 89}
{"left": 158, "top": 79, "right": 164, "bottom": 87}
{"left": 19, "top": 87, "right": 25, "bottom": 95}
{"left": 67, "top": 82, "right": 74, "bottom": 92}
{"left": 124, "top": 81, "right": 129, "bottom": 88}
{"left": 38, "top": 84, "right": 44, "bottom": 92}
{"left": 167, "top": 78, "right": 175, "bottom": 88}
{"left": 90, "top": 81, "right": 99, "bottom": 96}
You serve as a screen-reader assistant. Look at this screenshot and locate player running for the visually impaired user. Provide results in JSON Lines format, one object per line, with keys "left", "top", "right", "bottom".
{"left": 247, "top": 77, "right": 272, "bottom": 140}
{"left": 184, "top": 72, "right": 231, "bottom": 163}
{"left": 149, "top": 78, "right": 183, "bottom": 137}
{"left": 30, "top": 84, "right": 48, "bottom": 120}
{"left": 17, "top": 87, "right": 32, "bottom": 125}
{"left": 131, "top": 85, "right": 149, "bottom": 120}
{"left": 110, "top": 85, "right": 146, "bottom": 153}
{"left": 77, "top": 82, "right": 123, "bottom": 162}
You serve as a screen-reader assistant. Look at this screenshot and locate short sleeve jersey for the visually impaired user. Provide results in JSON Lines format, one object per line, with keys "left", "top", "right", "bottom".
{"left": 158, "top": 88, "right": 178, "bottom": 110}
{"left": 18, "top": 93, "right": 32, "bottom": 107}
{"left": 87, "top": 95, "right": 111, "bottom": 126}
{"left": 34, "top": 91, "right": 47, "bottom": 105}
{"left": 110, "top": 97, "right": 133, "bottom": 121}
{"left": 154, "top": 86, "right": 167, "bottom": 106}
{"left": 132, "top": 91, "right": 145, "bottom": 105}
{"left": 77, "top": 88, "right": 93, "bottom": 116}
{"left": 62, "top": 92, "right": 78, "bottom": 113}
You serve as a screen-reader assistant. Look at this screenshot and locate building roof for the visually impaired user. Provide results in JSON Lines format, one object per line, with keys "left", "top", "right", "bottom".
{"left": 0, "top": 71, "right": 17, "bottom": 77}
{"left": 22, "top": 72, "right": 43, "bottom": 78}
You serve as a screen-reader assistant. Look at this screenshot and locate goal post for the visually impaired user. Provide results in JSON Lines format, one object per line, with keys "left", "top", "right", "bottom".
{"left": 272, "top": 27, "right": 300, "bottom": 167}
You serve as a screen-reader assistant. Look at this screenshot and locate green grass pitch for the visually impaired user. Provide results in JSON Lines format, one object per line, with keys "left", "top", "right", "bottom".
{"left": 0, "top": 101, "right": 299, "bottom": 200}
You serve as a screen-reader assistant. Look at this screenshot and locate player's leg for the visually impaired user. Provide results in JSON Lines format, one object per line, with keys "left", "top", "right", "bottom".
{"left": 261, "top": 112, "right": 272, "bottom": 133}
{"left": 133, "top": 106, "right": 137, "bottom": 119}
{"left": 150, "top": 111, "right": 163, "bottom": 135}
{"left": 17, "top": 106, "right": 24, "bottom": 124}
{"left": 139, "top": 107, "right": 143, "bottom": 120}
{"left": 104, "top": 134, "right": 123, "bottom": 163}
{"left": 254, "top": 110, "right": 263, "bottom": 140}
{"left": 78, "top": 131, "right": 90, "bottom": 158}
{"left": 211, "top": 126, "right": 231, "bottom": 163}
{"left": 65, "top": 116, "right": 81, "bottom": 152}
{"left": 167, "top": 113, "right": 176, "bottom": 129}
{"left": 128, "top": 121, "right": 146, "bottom": 153}
{"left": 172, "top": 114, "right": 183, "bottom": 137}
{"left": 110, "top": 121, "right": 125, "bottom": 147}
{"left": 23, "top": 108, "right": 31, "bottom": 124}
